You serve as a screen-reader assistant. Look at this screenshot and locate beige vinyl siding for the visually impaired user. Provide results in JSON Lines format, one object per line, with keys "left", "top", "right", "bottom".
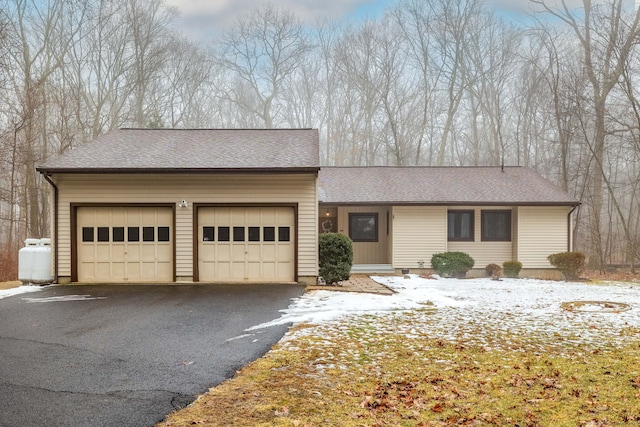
{"left": 175, "top": 206, "right": 193, "bottom": 280}
{"left": 337, "top": 206, "right": 390, "bottom": 264}
{"left": 447, "top": 207, "right": 513, "bottom": 267}
{"left": 54, "top": 173, "right": 317, "bottom": 280}
{"left": 516, "top": 206, "right": 571, "bottom": 268}
{"left": 392, "top": 206, "right": 447, "bottom": 268}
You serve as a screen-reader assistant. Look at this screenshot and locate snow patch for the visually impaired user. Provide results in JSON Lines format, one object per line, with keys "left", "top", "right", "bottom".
{"left": 248, "top": 275, "right": 640, "bottom": 349}
{"left": 0, "top": 285, "right": 44, "bottom": 300}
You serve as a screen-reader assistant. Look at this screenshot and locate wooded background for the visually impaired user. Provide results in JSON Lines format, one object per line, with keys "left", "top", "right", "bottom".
{"left": 1, "top": 0, "right": 639, "bottom": 271}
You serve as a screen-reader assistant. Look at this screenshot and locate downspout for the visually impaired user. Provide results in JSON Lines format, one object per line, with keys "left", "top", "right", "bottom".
{"left": 42, "top": 173, "right": 58, "bottom": 283}
{"left": 567, "top": 205, "right": 578, "bottom": 252}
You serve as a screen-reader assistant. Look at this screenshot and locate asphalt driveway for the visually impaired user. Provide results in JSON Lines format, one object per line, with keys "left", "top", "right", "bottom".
{"left": 0, "top": 283, "right": 305, "bottom": 427}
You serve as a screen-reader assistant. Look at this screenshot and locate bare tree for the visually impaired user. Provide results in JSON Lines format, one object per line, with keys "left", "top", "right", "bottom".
{"left": 215, "top": 4, "right": 313, "bottom": 128}
{"left": 0, "top": 0, "right": 86, "bottom": 239}
{"left": 534, "top": 0, "right": 640, "bottom": 269}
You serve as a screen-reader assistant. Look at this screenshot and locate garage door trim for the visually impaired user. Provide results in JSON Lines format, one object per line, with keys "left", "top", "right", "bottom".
{"left": 71, "top": 203, "right": 176, "bottom": 282}
{"left": 193, "top": 203, "right": 298, "bottom": 282}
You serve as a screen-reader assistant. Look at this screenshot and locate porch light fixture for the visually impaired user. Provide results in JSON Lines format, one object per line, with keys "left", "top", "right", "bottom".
{"left": 178, "top": 200, "right": 188, "bottom": 208}
{"left": 325, "top": 209, "right": 331, "bottom": 217}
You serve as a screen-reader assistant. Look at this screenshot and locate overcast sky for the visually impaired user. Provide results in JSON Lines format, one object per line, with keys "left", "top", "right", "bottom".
{"left": 165, "top": 0, "right": 637, "bottom": 40}
{"left": 164, "top": 0, "right": 526, "bottom": 40}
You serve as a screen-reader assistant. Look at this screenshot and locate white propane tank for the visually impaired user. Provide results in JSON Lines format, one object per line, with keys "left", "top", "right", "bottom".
{"left": 32, "top": 238, "right": 54, "bottom": 284}
{"left": 18, "top": 238, "right": 54, "bottom": 284}
{"left": 18, "top": 238, "right": 40, "bottom": 283}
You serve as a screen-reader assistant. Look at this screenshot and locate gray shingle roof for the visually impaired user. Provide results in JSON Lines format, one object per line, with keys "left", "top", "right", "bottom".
{"left": 318, "top": 167, "right": 580, "bottom": 206}
{"left": 38, "top": 128, "right": 320, "bottom": 173}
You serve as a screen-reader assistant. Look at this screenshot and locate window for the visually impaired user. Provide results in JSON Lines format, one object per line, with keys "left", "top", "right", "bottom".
{"left": 349, "top": 213, "right": 378, "bottom": 242}
{"left": 203, "top": 226, "right": 214, "bottom": 241}
{"left": 82, "top": 227, "right": 94, "bottom": 242}
{"left": 278, "top": 226, "right": 290, "bottom": 242}
{"left": 97, "top": 227, "right": 110, "bottom": 242}
{"left": 112, "top": 227, "right": 125, "bottom": 242}
{"left": 128, "top": 227, "right": 140, "bottom": 242}
{"left": 158, "top": 227, "right": 170, "bottom": 242}
{"left": 143, "top": 226, "right": 155, "bottom": 242}
{"left": 263, "top": 227, "right": 275, "bottom": 242}
{"left": 248, "top": 227, "right": 260, "bottom": 242}
{"left": 448, "top": 210, "right": 474, "bottom": 241}
{"left": 482, "top": 210, "right": 512, "bottom": 241}
{"left": 218, "top": 227, "right": 230, "bottom": 242}
{"left": 233, "top": 226, "right": 245, "bottom": 242}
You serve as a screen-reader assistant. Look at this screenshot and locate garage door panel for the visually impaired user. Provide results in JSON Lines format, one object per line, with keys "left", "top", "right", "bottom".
{"left": 112, "top": 209, "right": 126, "bottom": 223}
{"left": 96, "top": 245, "right": 111, "bottom": 262}
{"left": 246, "top": 245, "right": 260, "bottom": 261}
{"left": 141, "top": 263, "right": 157, "bottom": 279}
{"left": 127, "top": 263, "right": 140, "bottom": 280}
{"left": 112, "top": 263, "right": 125, "bottom": 279}
{"left": 141, "top": 245, "right": 157, "bottom": 262}
{"left": 231, "top": 209, "right": 245, "bottom": 223}
{"left": 157, "top": 244, "right": 172, "bottom": 259}
{"left": 96, "top": 262, "right": 110, "bottom": 279}
{"left": 77, "top": 207, "right": 173, "bottom": 283}
{"left": 199, "top": 244, "right": 213, "bottom": 260}
{"left": 216, "top": 245, "right": 231, "bottom": 261}
{"left": 112, "top": 245, "right": 126, "bottom": 262}
{"left": 262, "top": 263, "right": 276, "bottom": 277}
{"left": 81, "top": 245, "right": 95, "bottom": 261}
{"left": 127, "top": 245, "right": 140, "bottom": 259}
{"left": 279, "top": 245, "right": 294, "bottom": 258}
{"left": 231, "top": 244, "right": 245, "bottom": 257}
{"left": 157, "top": 263, "right": 172, "bottom": 278}
{"left": 219, "top": 264, "right": 231, "bottom": 279}
{"left": 262, "top": 246, "right": 276, "bottom": 261}
{"left": 198, "top": 207, "right": 295, "bottom": 282}
{"left": 247, "top": 262, "right": 261, "bottom": 278}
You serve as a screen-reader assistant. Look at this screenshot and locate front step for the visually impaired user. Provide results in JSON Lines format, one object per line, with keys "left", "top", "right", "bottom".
{"left": 350, "top": 264, "right": 395, "bottom": 274}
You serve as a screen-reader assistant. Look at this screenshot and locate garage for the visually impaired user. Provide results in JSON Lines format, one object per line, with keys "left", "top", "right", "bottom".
{"left": 197, "top": 206, "right": 295, "bottom": 282}
{"left": 76, "top": 206, "right": 174, "bottom": 282}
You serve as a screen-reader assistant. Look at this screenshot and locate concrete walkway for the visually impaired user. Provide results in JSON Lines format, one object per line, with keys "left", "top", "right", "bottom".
{"left": 306, "top": 274, "right": 395, "bottom": 295}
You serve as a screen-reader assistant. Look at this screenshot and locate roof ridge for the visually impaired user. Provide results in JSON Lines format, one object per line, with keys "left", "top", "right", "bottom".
{"left": 320, "top": 165, "right": 523, "bottom": 169}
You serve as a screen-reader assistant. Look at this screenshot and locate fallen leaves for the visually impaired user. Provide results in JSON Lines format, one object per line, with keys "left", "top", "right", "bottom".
{"left": 158, "top": 311, "right": 640, "bottom": 427}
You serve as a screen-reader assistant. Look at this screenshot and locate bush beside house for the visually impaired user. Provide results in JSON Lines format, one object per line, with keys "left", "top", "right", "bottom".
{"left": 547, "top": 252, "right": 586, "bottom": 280}
{"left": 485, "top": 263, "right": 502, "bottom": 279}
{"left": 502, "top": 261, "right": 523, "bottom": 278}
{"left": 431, "top": 252, "right": 475, "bottom": 278}
{"left": 319, "top": 233, "right": 353, "bottom": 285}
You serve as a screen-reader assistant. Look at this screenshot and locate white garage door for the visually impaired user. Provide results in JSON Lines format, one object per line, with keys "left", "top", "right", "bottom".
{"left": 198, "top": 207, "right": 295, "bottom": 282}
{"left": 77, "top": 207, "right": 173, "bottom": 282}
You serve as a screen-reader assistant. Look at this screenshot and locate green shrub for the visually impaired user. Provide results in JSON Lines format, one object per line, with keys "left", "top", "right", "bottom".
{"left": 547, "top": 251, "right": 586, "bottom": 280}
{"left": 485, "top": 263, "right": 502, "bottom": 277}
{"left": 502, "top": 261, "right": 522, "bottom": 278}
{"left": 319, "top": 233, "right": 353, "bottom": 285}
{"left": 431, "top": 252, "right": 474, "bottom": 278}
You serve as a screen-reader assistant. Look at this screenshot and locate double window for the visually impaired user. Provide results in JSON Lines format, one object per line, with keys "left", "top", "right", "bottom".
{"left": 447, "top": 210, "right": 511, "bottom": 242}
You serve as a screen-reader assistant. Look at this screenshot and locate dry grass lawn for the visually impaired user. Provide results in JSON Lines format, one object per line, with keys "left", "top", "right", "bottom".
{"left": 159, "top": 312, "right": 640, "bottom": 427}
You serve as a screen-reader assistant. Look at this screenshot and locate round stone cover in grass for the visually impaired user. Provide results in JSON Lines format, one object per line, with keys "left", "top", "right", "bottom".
{"left": 561, "top": 301, "right": 631, "bottom": 313}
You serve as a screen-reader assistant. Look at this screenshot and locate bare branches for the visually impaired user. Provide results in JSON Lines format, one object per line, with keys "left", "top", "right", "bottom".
{"left": 216, "top": 4, "right": 313, "bottom": 128}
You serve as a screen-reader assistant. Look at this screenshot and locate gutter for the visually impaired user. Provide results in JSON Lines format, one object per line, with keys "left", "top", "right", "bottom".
{"left": 35, "top": 167, "right": 321, "bottom": 175}
{"left": 567, "top": 205, "right": 579, "bottom": 251}
{"left": 41, "top": 173, "right": 58, "bottom": 283}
